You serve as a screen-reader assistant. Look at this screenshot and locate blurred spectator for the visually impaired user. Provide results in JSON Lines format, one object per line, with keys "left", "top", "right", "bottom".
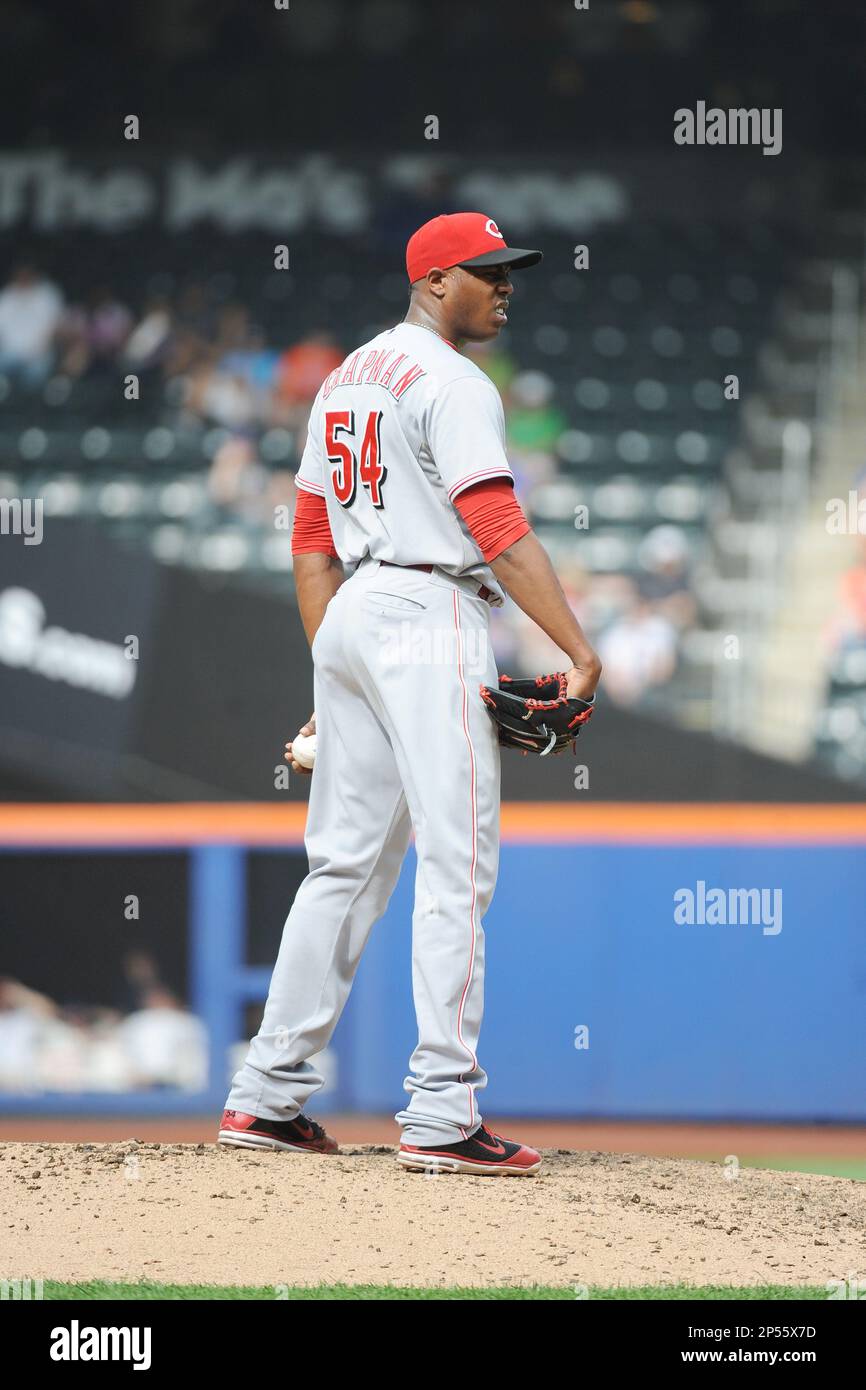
{"left": 275, "top": 331, "right": 343, "bottom": 406}
{"left": 827, "top": 534, "right": 866, "bottom": 654}
{"left": 0, "top": 970, "right": 206, "bottom": 1092}
{"left": 124, "top": 295, "right": 174, "bottom": 372}
{"left": 213, "top": 301, "right": 252, "bottom": 356}
{"left": 463, "top": 337, "right": 518, "bottom": 395}
{"left": 264, "top": 467, "right": 300, "bottom": 525}
{"left": 85, "top": 1014, "right": 134, "bottom": 1090}
{"left": 511, "top": 449, "right": 558, "bottom": 505}
{"left": 58, "top": 285, "right": 133, "bottom": 377}
{"left": 0, "top": 978, "right": 56, "bottom": 1091}
{"left": 0, "top": 264, "right": 63, "bottom": 386}
{"left": 116, "top": 987, "right": 208, "bottom": 1089}
{"left": 582, "top": 572, "right": 641, "bottom": 633}
{"left": 597, "top": 582, "right": 678, "bottom": 706}
{"left": 487, "top": 604, "right": 520, "bottom": 672}
{"left": 506, "top": 558, "right": 594, "bottom": 671}
{"left": 207, "top": 433, "right": 269, "bottom": 521}
{"left": 114, "top": 949, "right": 161, "bottom": 1014}
{"left": 825, "top": 468, "right": 866, "bottom": 657}
{"left": 175, "top": 281, "right": 215, "bottom": 340}
{"left": 504, "top": 370, "right": 566, "bottom": 451}
{"left": 838, "top": 554, "right": 866, "bottom": 644}
{"left": 637, "top": 525, "right": 697, "bottom": 629}
{"left": 0, "top": 982, "right": 128, "bottom": 1091}
{"left": 204, "top": 370, "right": 256, "bottom": 429}
{"left": 36, "top": 1011, "right": 99, "bottom": 1091}
{"left": 501, "top": 370, "right": 564, "bottom": 505}
{"left": 221, "top": 326, "right": 280, "bottom": 394}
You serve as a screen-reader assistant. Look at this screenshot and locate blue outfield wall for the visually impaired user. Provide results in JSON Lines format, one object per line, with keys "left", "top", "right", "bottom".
{"left": 342, "top": 843, "right": 866, "bottom": 1122}
{"left": 1, "top": 824, "right": 863, "bottom": 1121}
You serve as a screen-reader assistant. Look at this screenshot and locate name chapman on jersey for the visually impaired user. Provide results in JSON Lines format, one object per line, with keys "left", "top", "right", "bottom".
{"left": 321, "top": 349, "right": 427, "bottom": 402}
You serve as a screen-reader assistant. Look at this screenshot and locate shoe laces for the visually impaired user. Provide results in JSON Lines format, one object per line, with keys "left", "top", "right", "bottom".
{"left": 297, "top": 1112, "right": 324, "bottom": 1137}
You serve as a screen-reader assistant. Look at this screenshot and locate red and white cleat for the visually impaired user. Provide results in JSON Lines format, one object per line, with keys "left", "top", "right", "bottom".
{"left": 217, "top": 1109, "right": 339, "bottom": 1154}
{"left": 398, "top": 1124, "right": 542, "bottom": 1175}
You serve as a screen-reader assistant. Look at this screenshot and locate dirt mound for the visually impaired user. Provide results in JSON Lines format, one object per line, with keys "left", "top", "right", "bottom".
{"left": 1, "top": 1142, "right": 861, "bottom": 1290}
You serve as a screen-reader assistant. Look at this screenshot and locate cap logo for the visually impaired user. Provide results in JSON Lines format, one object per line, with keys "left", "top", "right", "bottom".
{"left": 484, "top": 219, "right": 504, "bottom": 240}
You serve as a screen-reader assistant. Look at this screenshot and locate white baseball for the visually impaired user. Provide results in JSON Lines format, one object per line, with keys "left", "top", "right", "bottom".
{"left": 291, "top": 732, "right": 317, "bottom": 769}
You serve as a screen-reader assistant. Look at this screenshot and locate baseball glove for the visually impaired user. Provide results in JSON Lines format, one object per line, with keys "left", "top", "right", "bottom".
{"left": 479, "top": 672, "right": 595, "bottom": 756}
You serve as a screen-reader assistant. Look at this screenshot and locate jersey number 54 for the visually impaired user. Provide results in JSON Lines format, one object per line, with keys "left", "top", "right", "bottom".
{"left": 325, "top": 409, "right": 387, "bottom": 509}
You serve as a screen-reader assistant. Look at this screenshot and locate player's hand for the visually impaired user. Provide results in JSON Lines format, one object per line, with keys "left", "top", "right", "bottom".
{"left": 565, "top": 661, "right": 601, "bottom": 703}
{"left": 285, "top": 712, "right": 316, "bottom": 776}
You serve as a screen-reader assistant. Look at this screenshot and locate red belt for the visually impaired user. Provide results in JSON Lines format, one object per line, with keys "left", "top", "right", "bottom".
{"left": 379, "top": 560, "right": 494, "bottom": 604}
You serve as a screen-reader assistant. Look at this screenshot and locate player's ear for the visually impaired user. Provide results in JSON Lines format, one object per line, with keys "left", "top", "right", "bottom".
{"left": 426, "top": 267, "right": 449, "bottom": 299}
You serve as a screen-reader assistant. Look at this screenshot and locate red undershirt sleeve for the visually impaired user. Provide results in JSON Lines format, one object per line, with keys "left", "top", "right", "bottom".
{"left": 291, "top": 486, "right": 339, "bottom": 559}
{"left": 453, "top": 476, "right": 532, "bottom": 563}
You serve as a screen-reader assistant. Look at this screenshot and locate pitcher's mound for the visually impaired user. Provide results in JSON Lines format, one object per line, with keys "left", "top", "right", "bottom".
{"left": 2, "top": 1142, "right": 861, "bottom": 1290}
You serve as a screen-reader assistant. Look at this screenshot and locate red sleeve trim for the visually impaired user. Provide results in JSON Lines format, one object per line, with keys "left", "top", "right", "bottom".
{"left": 453, "top": 476, "right": 532, "bottom": 563}
{"left": 291, "top": 487, "right": 339, "bottom": 558}
{"left": 295, "top": 477, "right": 325, "bottom": 497}
{"left": 448, "top": 466, "right": 514, "bottom": 502}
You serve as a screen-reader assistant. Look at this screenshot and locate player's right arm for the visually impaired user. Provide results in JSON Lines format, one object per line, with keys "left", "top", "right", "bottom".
{"left": 292, "top": 397, "right": 344, "bottom": 649}
{"left": 293, "top": 548, "right": 344, "bottom": 648}
{"left": 286, "top": 398, "right": 345, "bottom": 774}
{"left": 285, "top": 550, "right": 342, "bottom": 775}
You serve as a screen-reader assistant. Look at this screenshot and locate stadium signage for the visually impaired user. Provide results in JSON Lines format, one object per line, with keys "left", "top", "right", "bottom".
{"left": 0, "top": 587, "right": 136, "bottom": 698}
{"left": 0, "top": 151, "right": 627, "bottom": 233}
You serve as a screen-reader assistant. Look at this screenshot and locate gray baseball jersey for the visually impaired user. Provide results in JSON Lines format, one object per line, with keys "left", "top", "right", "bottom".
{"left": 294, "top": 321, "right": 513, "bottom": 603}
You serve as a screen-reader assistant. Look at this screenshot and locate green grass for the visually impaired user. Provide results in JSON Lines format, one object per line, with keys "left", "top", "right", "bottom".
{"left": 42, "top": 1280, "right": 830, "bottom": 1301}
{"left": 734, "top": 1157, "right": 865, "bottom": 1181}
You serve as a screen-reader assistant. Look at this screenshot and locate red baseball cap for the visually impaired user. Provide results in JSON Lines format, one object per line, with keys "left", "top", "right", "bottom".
{"left": 406, "top": 212, "right": 543, "bottom": 284}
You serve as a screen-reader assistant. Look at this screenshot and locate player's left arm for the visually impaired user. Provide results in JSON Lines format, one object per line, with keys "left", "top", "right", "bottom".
{"left": 285, "top": 547, "right": 343, "bottom": 774}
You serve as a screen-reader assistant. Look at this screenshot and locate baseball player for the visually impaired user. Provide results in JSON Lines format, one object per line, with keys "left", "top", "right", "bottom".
{"left": 219, "top": 212, "right": 601, "bottom": 1175}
